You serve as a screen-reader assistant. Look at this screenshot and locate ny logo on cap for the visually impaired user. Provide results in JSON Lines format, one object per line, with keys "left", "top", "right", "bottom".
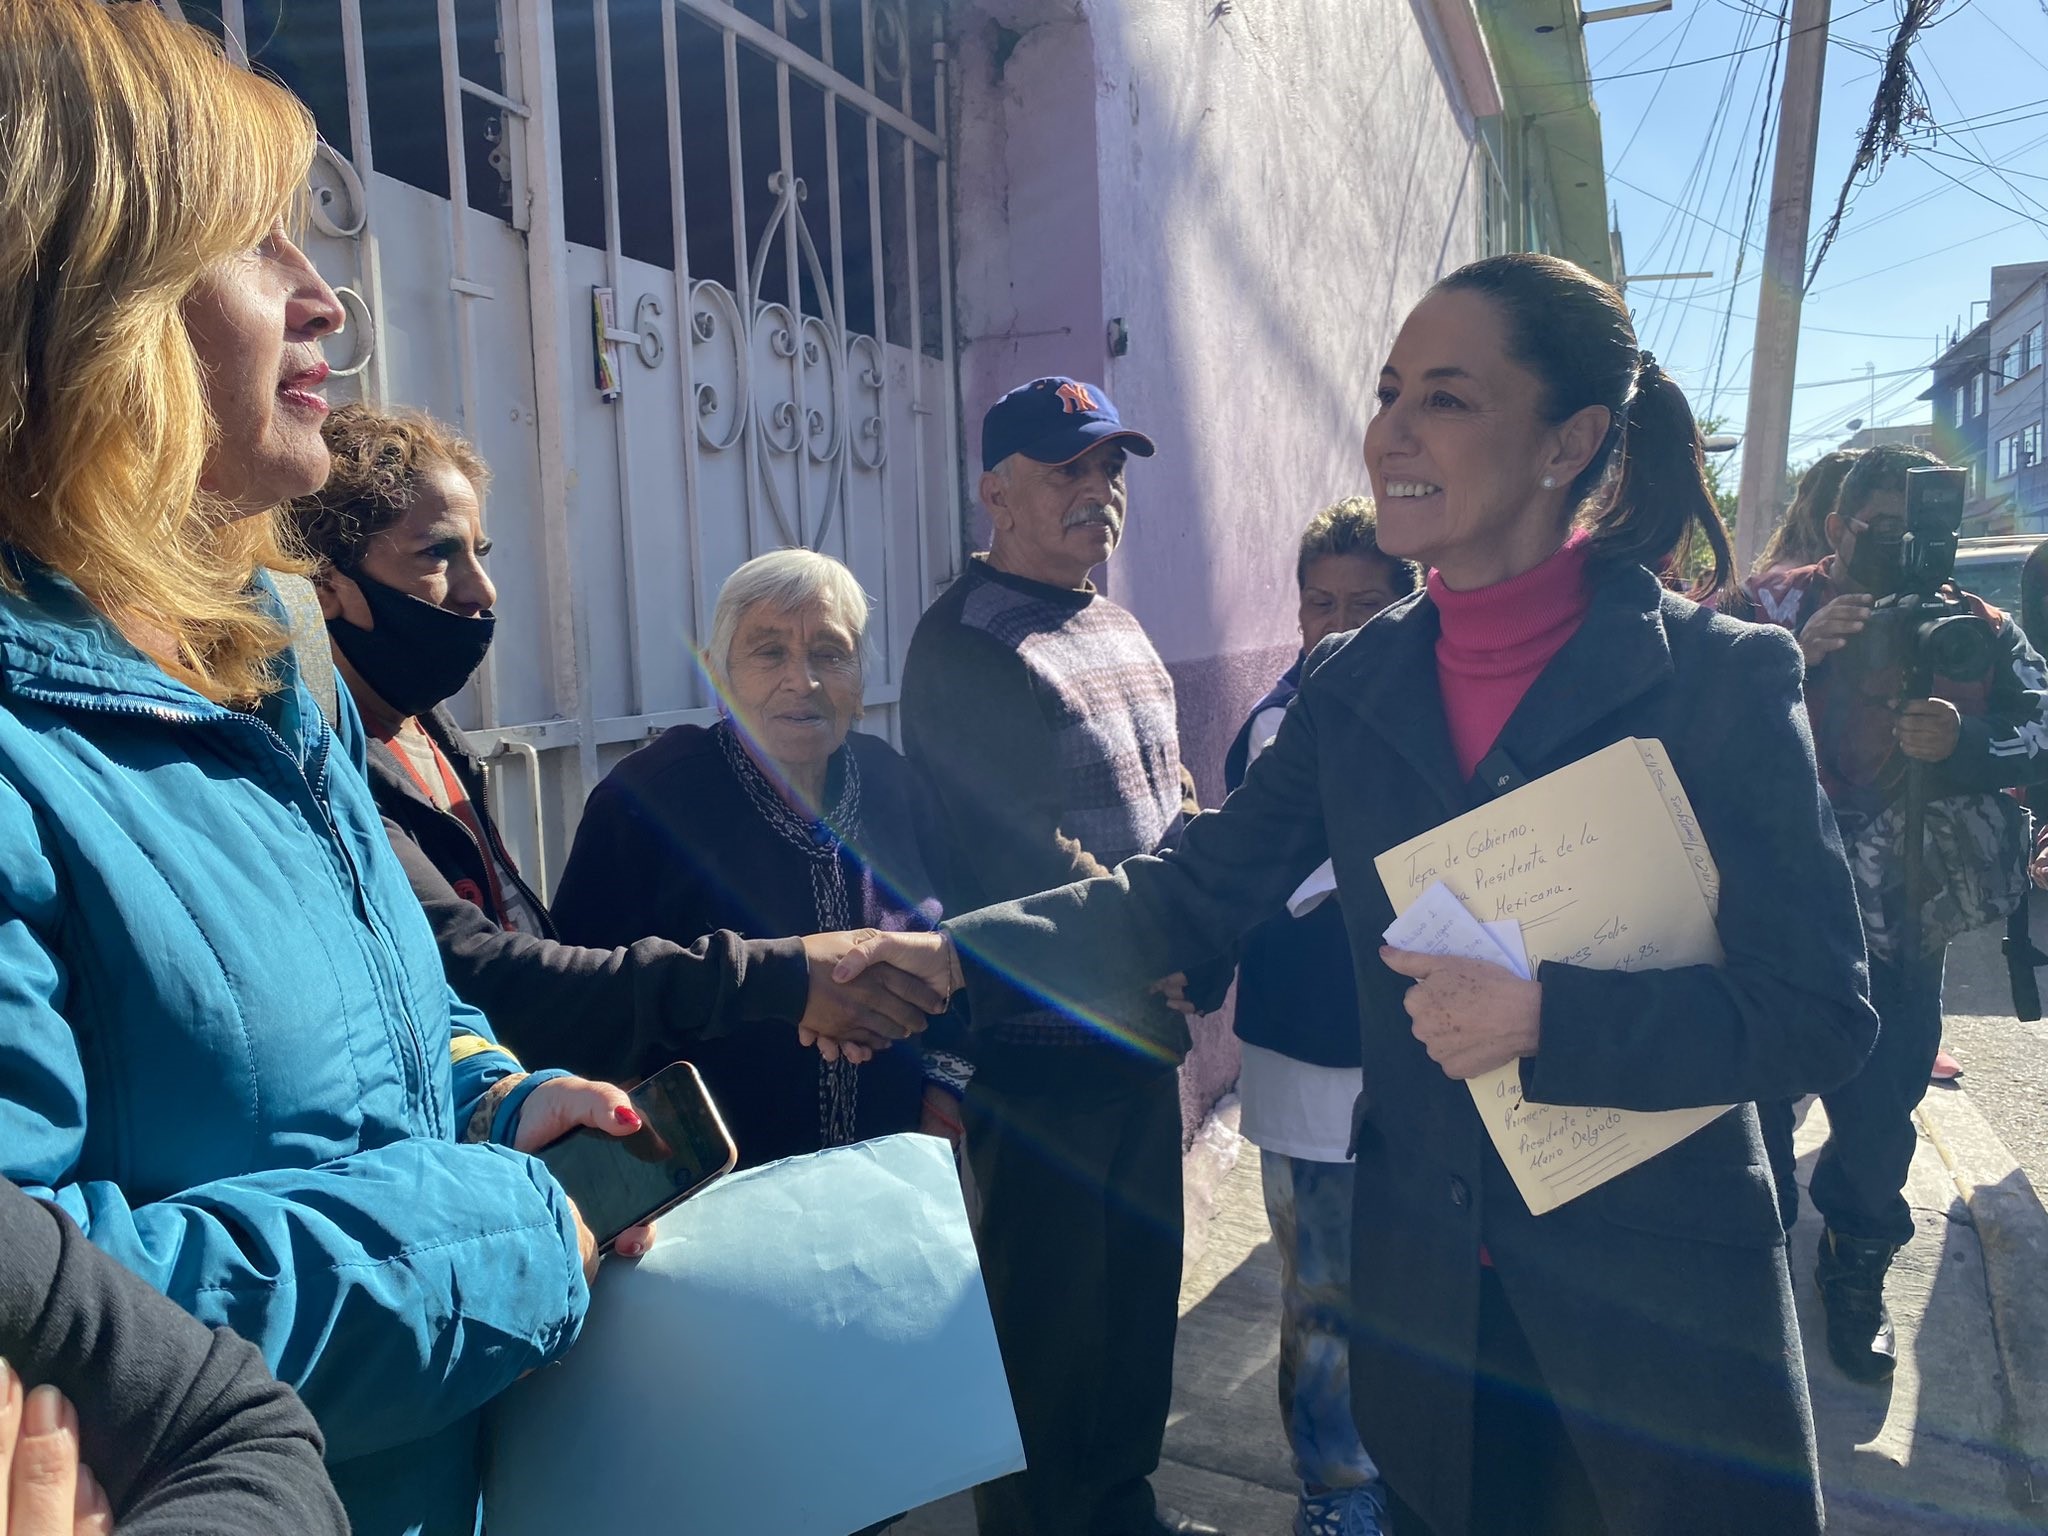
{"left": 1055, "top": 381, "right": 1099, "bottom": 415}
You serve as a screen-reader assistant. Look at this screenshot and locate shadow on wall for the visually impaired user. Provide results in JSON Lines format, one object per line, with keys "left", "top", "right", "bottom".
{"left": 949, "top": 0, "right": 1482, "bottom": 1140}
{"left": 950, "top": 0, "right": 1481, "bottom": 798}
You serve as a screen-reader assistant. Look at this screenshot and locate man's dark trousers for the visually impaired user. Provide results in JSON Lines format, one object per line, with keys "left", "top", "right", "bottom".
{"left": 1767, "top": 950, "right": 1946, "bottom": 1243}
{"left": 963, "top": 1046, "right": 1184, "bottom": 1536}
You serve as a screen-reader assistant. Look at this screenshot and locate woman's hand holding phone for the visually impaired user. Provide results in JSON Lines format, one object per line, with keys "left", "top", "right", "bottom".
{"left": 513, "top": 1077, "right": 659, "bottom": 1272}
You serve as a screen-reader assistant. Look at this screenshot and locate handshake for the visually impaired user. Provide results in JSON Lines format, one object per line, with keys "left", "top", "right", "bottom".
{"left": 794, "top": 930, "right": 965, "bottom": 1063}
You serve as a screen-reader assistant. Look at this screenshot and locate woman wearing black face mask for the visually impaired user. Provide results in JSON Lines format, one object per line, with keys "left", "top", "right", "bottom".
{"left": 297, "top": 408, "right": 542, "bottom": 933}
{"left": 287, "top": 405, "right": 946, "bottom": 1085}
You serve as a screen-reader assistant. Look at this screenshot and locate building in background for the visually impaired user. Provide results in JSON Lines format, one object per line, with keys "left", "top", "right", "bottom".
{"left": 164, "top": 0, "right": 1606, "bottom": 1131}
{"left": 1923, "top": 321, "right": 1994, "bottom": 531}
{"left": 1988, "top": 262, "right": 2048, "bottom": 533}
{"left": 1838, "top": 421, "right": 1936, "bottom": 456}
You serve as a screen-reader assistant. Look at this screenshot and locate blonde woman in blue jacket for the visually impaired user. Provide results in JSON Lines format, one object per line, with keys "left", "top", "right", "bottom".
{"left": 0, "top": 7, "right": 649, "bottom": 1532}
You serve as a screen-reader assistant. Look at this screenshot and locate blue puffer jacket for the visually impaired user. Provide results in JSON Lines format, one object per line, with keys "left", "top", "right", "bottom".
{"left": 0, "top": 569, "right": 589, "bottom": 1536}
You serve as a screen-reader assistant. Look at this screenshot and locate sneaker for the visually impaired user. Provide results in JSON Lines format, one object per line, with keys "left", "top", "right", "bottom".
{"left": 1814, "top": 1227, "right": 1897, "bottom": 1384}
{"left": 1930, "top": 1048, "right": 1963, "bottom": 1084}
{"left": 1294, "top": 1484, "right": 1390, "bottom": 1536}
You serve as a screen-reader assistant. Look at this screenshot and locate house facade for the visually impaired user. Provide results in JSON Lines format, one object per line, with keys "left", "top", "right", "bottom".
{"left": 1988, "top": 262, "right": 2048, "bottom": 533}
{"left": 166, "top": 0, "right": 1608, "bottom": 1125}
{"left": 1923, "top": 321, "right": 1993, "bottom": 531}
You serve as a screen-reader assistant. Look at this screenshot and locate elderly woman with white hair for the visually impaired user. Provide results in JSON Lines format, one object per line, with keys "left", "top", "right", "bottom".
{"left": 553, "top": 549, "right": 968, "bottom": 1165}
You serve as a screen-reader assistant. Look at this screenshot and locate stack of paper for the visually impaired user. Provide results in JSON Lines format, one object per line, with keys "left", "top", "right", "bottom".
{"left": 1374, "top": 738, "right": 1732, "bottom": 1215}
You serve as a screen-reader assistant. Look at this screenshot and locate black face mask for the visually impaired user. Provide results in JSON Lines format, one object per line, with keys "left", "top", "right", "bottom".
{"left": 1845, "top": 530, "right": 1905, "bottom": 596}
{"left": 328, "top": 571, "right": 496, "bottom": 719}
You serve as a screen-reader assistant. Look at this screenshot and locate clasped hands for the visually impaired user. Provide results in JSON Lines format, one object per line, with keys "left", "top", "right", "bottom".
{"left": 809, "top": 933, "right": 1544, "bottom": 1081}
{"left": 796, "top": 929, "right": 963, "bottom": 1064}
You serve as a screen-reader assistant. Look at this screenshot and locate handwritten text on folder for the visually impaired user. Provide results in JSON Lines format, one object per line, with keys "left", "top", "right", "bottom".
{"left": 1374, "top": 738, "right": 1732, "bottom": 1215}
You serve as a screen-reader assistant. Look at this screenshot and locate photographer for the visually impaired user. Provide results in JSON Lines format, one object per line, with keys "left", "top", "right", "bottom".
{"left": 1739, "top": 445, "right": 2048, "bottom": 1384}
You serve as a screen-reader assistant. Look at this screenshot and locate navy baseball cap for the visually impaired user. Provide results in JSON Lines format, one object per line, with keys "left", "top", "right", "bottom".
{"left": 980, "top": 377, "right": 1158, "bottom": 473}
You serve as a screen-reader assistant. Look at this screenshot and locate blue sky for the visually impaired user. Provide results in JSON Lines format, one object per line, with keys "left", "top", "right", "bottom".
{"left": 1586, "top": 0, "right": 2048, "bottom": 481}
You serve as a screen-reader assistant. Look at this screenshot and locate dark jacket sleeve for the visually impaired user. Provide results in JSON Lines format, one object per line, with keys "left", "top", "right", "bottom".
{"left": 902, "top": 626, "right": 1117, "bottom": 904}
{"left": 388, "top": 820, "right": 808, "bottom": 1082}
{"left": 1524, "top": 624, "right": 1878, "bottom": 1111}
{"left": 942, "top": 641, "right": 1336, "bottom": 1017}
{"left": 1931, "top": 611, "right": 2048, "bottom": 795}
{"left": 1169, "top": 765, "right": 1236, "bottom": 1014}
{"left": 0, "top": 1179, "right": 348, "bottom": 1536}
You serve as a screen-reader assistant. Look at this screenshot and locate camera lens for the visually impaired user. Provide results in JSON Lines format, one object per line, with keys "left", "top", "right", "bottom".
{"left": 1920, "top": 614, "right": 1996, "bottom": 679}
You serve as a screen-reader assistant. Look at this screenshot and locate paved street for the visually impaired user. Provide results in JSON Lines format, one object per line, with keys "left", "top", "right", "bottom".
{"left": 903, "top": 1034, "right": 2048, "bottom": 1535}
{"left": 1940, "top": 912, "right": 2048, "bottom": 1203}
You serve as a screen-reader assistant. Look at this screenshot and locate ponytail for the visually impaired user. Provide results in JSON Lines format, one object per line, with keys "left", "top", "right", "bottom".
{"left": 1594, "top": 363, "right": 1731, "bottom": 602}
{"left": 1435, "top": 254, "right": 1732, "bottom": 603}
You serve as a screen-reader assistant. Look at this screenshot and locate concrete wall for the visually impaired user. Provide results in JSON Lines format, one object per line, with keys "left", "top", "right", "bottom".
{"left": 954, "top": 0, "right": 1484, "bottom": 791}
{"left": 950, "top": 0, "right": 1486, "bottom": 1132}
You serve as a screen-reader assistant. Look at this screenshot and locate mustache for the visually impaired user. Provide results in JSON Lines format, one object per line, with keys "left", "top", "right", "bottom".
{"left": 1063, "top": 502, "right": 1122, "bottom": 533}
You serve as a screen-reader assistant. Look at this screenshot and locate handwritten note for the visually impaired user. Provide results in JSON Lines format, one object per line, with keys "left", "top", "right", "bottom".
{"left": 1375, "top": 738, "right": 1733, "bottom": 1215}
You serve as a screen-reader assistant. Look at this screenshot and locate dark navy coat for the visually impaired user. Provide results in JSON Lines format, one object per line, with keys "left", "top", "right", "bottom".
{"left": 1223, "top": 658, "right": 1362, "bottom": 1068}
{"left": 946, "top": 559, "right": 1877, "bottom": 1536}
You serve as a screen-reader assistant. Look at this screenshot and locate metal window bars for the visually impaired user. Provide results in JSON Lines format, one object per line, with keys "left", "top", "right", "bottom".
{"left": 177, "top": 0, "right": 962, "bottom": 882}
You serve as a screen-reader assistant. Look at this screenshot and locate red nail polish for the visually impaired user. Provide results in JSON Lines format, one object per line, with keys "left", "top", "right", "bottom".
{"left": 613, "top": 1105, "right": 642, "bottom": 1130}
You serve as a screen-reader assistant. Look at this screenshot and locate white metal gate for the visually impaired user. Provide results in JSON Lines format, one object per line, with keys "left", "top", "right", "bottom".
{"left": 170, "top": 0, "right": 963, "bottom": 888}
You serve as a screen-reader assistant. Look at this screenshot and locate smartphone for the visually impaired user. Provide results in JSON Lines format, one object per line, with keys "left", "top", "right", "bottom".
{"left": 536, "top": 1061, "right": 738, "bottom": 1253}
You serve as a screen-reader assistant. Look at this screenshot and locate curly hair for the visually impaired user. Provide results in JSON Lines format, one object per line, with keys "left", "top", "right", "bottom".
{"left": 0, "top": 0, "right": 317, "bottom": 702}
{"left": 1296, "top": 495, "right": 1420, "bottom": 595}
{"left": 287, "top": 404, "right": 491, "bottom": 571}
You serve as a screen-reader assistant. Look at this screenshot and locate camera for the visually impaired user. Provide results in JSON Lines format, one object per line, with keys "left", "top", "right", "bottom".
{"left": 1852, "top": 466, "right": 1996, "bottom": 691}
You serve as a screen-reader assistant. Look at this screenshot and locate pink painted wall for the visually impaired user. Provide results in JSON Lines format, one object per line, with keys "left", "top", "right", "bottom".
{"left": 949, "top": 0, "right": 1488, "bottom": 1135}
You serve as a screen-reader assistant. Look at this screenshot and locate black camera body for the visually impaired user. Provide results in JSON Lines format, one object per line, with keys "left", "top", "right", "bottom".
{"left": 1852, "top": 466, "right": 1995, "bottom": 694}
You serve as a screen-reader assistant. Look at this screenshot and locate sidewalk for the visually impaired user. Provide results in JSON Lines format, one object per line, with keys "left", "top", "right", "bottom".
{"left": 901, "top": 1091, "right": 2048, "bottom": 1535}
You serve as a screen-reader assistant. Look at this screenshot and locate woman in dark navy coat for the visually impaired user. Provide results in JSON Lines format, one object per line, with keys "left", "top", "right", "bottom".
{"left": 843, "top": 254, "right": 1878, "bottom": 1536}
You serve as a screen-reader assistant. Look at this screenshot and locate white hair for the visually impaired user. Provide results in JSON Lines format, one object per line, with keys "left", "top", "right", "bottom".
{"left": 707, "top": 548, "right": 871, "bottom": 690}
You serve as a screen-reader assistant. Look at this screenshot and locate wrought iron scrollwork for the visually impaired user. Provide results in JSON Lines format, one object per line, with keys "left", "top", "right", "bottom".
{"left": 308, "top": 140, "right": 369, "bottom": 241}
{"left": 685, "top": 171, "right": 889, "bottom": 552}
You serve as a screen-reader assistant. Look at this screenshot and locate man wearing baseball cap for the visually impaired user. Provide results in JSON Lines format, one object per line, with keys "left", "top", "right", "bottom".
{"left": 901, "top": 378, "right": 1226, "bottom": 1536}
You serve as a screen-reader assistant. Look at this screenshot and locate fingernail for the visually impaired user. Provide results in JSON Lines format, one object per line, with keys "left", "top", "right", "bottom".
{"left": 613, "top": 1105, "right": 643, "bottom": 1131}
{"left": 24, "top": 1383, "right": 64, "bottom": 1437}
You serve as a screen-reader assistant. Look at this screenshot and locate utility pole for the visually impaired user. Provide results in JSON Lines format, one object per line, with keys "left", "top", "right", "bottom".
{"left": 1734, "top": 0, "right": 1831, "bottom": 573}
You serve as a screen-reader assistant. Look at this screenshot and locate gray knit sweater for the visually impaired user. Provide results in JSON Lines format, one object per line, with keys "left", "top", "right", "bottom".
{"left": 902, "top": 557, "right": 1188, "bottom": 1051}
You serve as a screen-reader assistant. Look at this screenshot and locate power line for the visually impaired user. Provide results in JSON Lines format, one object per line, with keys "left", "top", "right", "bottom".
{"left": 1611, "top": 0, "right": 1709, "bottom": 172}
{"left": 1812, "top": 220, "right": 2027, "bottom": 295}
{"left": 1976, "top": 8, "right": 2048, "bottom": 73}
{"left": 1582, "top": 0, "right": 1895, "bottom": 86}
{"left": 1643, "top": 9, "right": 1780, "bottom": 357}
{"left": 1707, "top": 1, "right": 1789, "bottom": 418}
{"left": 1806, "top": 0, "right": 1968, "bottom": 288}
{"left": 1910, "top": 142, "right": 2048, "bottom": 183}
{"left": 1911, "top": 152, "right": 2048, "bottom": 231}
{"left": 1917, "top": 50, "right": 2048, "bottom": 228}
{"left": 1615, "top": 9, "right": 1766, "bottom": 357}
{"left": 1725, "top": 362, "right": 1936, "bottom": 393}
{"left": 1599, "top": 161, "right": 1766, "bottom": 252}
{"left": 1914, "top": 94, "right": 2048, "bottom": 133}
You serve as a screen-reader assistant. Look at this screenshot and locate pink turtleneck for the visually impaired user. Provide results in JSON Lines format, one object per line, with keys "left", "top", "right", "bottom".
{"left": 1430, "top": 532, "right": 1595, "bottom": 780}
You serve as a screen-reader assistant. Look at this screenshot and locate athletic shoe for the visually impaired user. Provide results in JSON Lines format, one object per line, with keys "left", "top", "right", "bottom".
{"left": 1294, "top": 1483, "right": 1390, "bottom": 1536}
